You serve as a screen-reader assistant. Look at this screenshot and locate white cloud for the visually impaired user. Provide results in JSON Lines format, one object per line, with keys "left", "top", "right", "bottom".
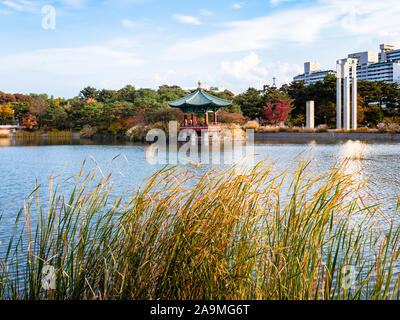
{"left": 0, "top": 46, "right": 146, "bottom": 96}
{"left": 1, "top": 0, "right": 36, "bottom": 12}
{"left": 221, "top": 52, "right": 261, "bottom": 79}
{"left": 220, "top": 52, "right": 302, "bottom": 88}
{"left": 121, "top": 18, "right": 136, "bottom": 28}
{"left": 109, "top": 0, "right": 149, "bottom": 5}
{"left": 200, "top": 9, "right": 213, "bottom": 16}
{"left": 167, "top": 6, "right": 334, "bottom": 59}
{"left": 108, "top": 38, "right": 138, "bottom": 49}
{"left": 60, "top": 0, "right": 85, "bottom": 8}
{"left": 0, "top": 8, "right": 11, "bottom": 14}
{"left": 330, "top": 0, "right": 400, "bottom": 41}
{"left": 146, "top": 52, "right": 303, "bottom": 93}
{"left": 4, "top": 0, "right": 400, "bottom": 97}
{"left": 232, "top": 3, "right": 244, "bottom": 9}
{"left": 172, "top": 14, "right": 202, "bottom": 25}
{"left": 269, "top": 0, "right": 291, "bottom": 6}
{"left": 167, "top": 0, "right": 400, "bottom": 60}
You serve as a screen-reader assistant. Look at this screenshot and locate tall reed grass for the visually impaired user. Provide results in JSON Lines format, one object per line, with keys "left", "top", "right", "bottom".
{"left": 1, "top": 159, "right": 400, "bottom": 300}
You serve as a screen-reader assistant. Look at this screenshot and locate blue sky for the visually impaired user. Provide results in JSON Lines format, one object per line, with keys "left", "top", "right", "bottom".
{"left": 1, "top": 0, "right": 400, "bottom": 97}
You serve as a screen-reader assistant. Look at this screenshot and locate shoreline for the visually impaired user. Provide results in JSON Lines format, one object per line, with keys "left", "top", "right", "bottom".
{"left": 4, "top": 131, "right": 400, "bottom": 144}
{"left": 254, "top": 132, "right": 400, "bottom": 142}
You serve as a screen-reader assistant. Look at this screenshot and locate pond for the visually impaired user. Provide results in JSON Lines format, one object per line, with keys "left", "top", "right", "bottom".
{"left": 1, "top": 137, "right": 400, "bottom": 253}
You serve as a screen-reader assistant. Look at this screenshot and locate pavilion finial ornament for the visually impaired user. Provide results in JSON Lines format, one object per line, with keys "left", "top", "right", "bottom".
{"left": 198, "top": 81, "right": 203, "bottom": 89}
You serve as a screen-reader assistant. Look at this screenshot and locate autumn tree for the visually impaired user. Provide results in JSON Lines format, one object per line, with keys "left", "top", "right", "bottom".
{"left": 10, "top": 102, "right": 30, "bottom": 122}
{"left": 29, "top": 96, "right": 48, "bottom": 127}
{"left": 147, "top": 107, "right": 184, "bottom": 124}
{"left": 0, "top": 105, "right": 14, "bottom": 124}
{"left": 0, "top": 92, "right": 16, "bottom": 104}
{"left": 21, "top": 114, "right": 38, "bottom": 130}
{"left": 262, "top": 100, "right": 292, "bottom": 125}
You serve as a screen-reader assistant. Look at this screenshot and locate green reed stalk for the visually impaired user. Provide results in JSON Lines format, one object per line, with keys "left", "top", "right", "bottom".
{"left": 1, "top": 159, "right": 400, "bottom": 300}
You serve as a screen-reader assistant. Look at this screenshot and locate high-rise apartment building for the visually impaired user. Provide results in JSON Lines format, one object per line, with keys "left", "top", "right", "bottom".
{"left": 293, "top": 62, "right": 336, "bottom": 85}
{"left": 348, "top": 45, "right": 400, "bottom": 84}
{"left": 294, "top": 44, "right": 400, "bottom": 85}
{"left": 379, "top": 44, "right": 399, "bottom": 62}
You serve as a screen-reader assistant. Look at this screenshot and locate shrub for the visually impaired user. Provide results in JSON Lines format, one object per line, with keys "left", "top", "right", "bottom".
{"left": 220, "top": 124, "right": 246, "bottom": 139}
{"left": 217, "top": 110, "right": 246, "bottom": 124}
{"left": 287, "top": 126, "right": 301, "bottom": 133}
{"left": 257, "top": 126, "right": 280, "bottom": 133}
{"left": 290, "top": 114, "right": 306, "bottom": 127}
{"left": 332, "top": 128, "right": 348, "bottom": 133}
{"left": 377, "top": 123, "right": 400, "bottom": 133}
{"left": 351, "top": 127, "right": 374, "bottom": 133}
{"left": 126, "top": 125, "right": 149, "bottom": 141}
{"left": 243, "top": 121, "right": 259, "bottom": 131}
{"left": 106, "top": 122, "right": 126, "bottom": 136}
{"left": 316, "top": 124, "right": 329, "bottom": 133}
{"left": 132, "top": 111, "right": 149, "bottom": 125}
{"left": 388, "top": 123, "right": 400, "bottom": 133}
{"left": 80, "top": 125, "right": 97, "bottom": 138}
{"left": 221, "top": 123, "right": 242, "bottom": 130}
{"left": 148, "top": 107, "right": 183, "bottom": 124}
{"left": 150, "top": 121, "right": 170, "bottom": 133}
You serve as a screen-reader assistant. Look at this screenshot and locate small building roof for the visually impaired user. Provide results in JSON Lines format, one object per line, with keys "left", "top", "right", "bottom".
{"left": 168, "top": 83, "right": 231, "bottom": 113}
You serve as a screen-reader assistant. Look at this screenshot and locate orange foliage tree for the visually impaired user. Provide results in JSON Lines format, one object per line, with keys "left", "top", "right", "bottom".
{"left": 0, "top": 105, "right": 14, "bottom": 124}
{"left": 21, "top": 114, "right": 38, "bottom": 130}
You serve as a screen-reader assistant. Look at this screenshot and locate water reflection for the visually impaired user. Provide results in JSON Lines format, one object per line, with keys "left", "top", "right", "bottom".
{"left": 0, "top": 138, "right": 10, "bottom": 147}
{"left": 338, "top": 140, "right": 369, "bottom": 185}
{"left": 340, "top": 140, "right": 368, "bottom": 160}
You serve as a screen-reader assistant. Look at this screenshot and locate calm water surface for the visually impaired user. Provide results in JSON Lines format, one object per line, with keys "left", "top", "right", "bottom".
{"left": 1, "top": 137, "right": 400, "bottom": 252}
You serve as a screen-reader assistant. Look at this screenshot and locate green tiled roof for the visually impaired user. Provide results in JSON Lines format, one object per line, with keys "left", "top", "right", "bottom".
{"left": 168, "top": 88, "right": 231, "bottom": 113}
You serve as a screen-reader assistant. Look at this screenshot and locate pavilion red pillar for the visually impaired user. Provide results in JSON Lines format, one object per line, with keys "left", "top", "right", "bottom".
{"left": 191, "top": 113, "right": 197, "bottom": 126}
{"left": 213, "top": 112, "right": 217, "bottom": 124}
{"left": 184, "top": 114, "right": 188, "bottom": 126}
{"left": 205, "top": 112, "right": 209, "bottom": 127}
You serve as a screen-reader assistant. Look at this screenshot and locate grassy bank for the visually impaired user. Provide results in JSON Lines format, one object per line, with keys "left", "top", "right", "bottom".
{"left": 16, "top": 131, "right": 73, "bottom": 139}
{"left": 1, "top": 160, "right": 400, "bottom": 300}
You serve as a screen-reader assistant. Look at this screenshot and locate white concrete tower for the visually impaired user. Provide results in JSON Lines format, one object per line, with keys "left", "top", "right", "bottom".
{"left": 306, "top": 100, "right": 315, "bottom": 129}
{"left": 343, "top": 60, "right": 351, "bottom": 130}
{"left": 336, "top": 60, "right": 342, "bottom": 129}
{"left": 351, "top": 59, "right": 358, "bottom": 129}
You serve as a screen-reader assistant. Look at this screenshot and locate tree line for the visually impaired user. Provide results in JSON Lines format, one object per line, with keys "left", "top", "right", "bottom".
{"left": 235, "top": 74, "right": 400, "bottom": 127}
{"left": 1, "top": 76, "right": 400, "bottom": 134}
